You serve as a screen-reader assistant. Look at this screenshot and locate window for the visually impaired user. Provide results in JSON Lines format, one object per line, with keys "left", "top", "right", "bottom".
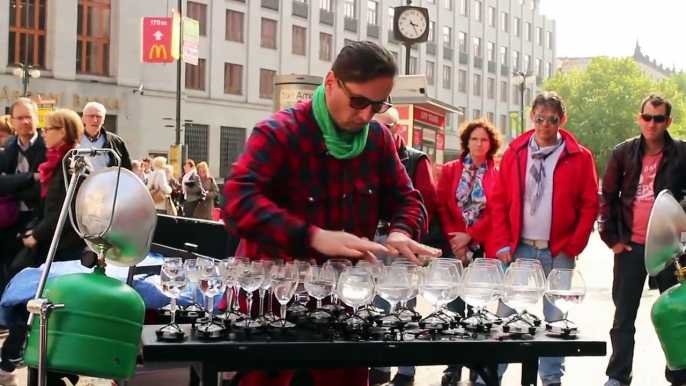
{"left": 525, "top": 22, "right": 532, "bottom": 41}
{"left": 500, "top": 46, "right": 508, "bottom": 65}
{"left": 320, "top": 0, "right": 333, "bottom": 12}
{"left": 259, "top": 69, "right": 276, "bottom": 99}
{"left": 512, "top": 85, "right": 520, "bottom": 105}
{"left": 428, "top": 21, "right": 435, "bottom": 42}
{"left": 524, "top": 54, "right": 531, "bottom": 71}
{"left": 345, "top": 0, "right": 355, "bottom": 18}
{"left": 458, "top": 70, "right": 466, "bottom": 92}
{"left": 220, "top": 126, "right": 246, "bottom": 178}
{"left": 319, "top": 33, "right": 333, "bottom": 61}
{"left": 514, "top": 17, "right": 520, "bottom": 37}
{"left": 545, "top": 62, "right": 552, "bottom": 78}
{"left": 513, "top": 50, "right": 519, "bottom": 70}
{"left": 224, "top": 63, "right": 242, "bottom": 95}
{"left": 426, "top": 60, "right": 435, "bottom": 85}
{"left": 460, "top": 0, "right": 467, "bottom": 15}
{"left": 547, "top": 31, "right": 554, "bottom": 49}
{"left": 445, "top": 0, "right": 452, "bottom": 10}
{"left": 474, "top": 1, "right": 482, "bottom": 21}
{"left": 409, "top": 57, "right": 418, "bottom": 75}
{"left": 261, "top": 18, "right": 277, "bottom": 49}
{"left": 525, "top": 87, "right": 532, "bottom": 104}
{"left": 225, "top": 10, "right": 244, "bottom": 42}
{"left": 443, "top": 26, "right": 452, "bottom": 46}
{"left": 186, "top": 1, "right": 207, "bottom": 36}
{"left": 499, "top": 114, "right": 507, "bottom": 135}
{"left": 535, "top": 58, "right": 541, "bottom": 76}
{"left": 388, "top": 7, "right": 394, "bottom": 33}
{"left": 457, "top": 107, "right": 466, "bottom": 127}
{"left": 473, "top": 74, "right": 481, "bottom": 96}
{"left": 458, "top": 32, "right": 467, "bottom": 52}
{"left": 390, "top": 51, "right": 398, "bottom": 63}
{"left": 536, "top": 27, "right": 543, "bottom": 45}
{"left": 501, "top": 12, "right": 509, "bottom": 32}
{"left": 185, "top": 59, "right": 206, "bottom": 90}
{"left": 487, "top": 77, "right": 495, "bottom": 99}
{"left": 8, "top": 0, "right": 47, "bottom": 68}
{"left": 473, "top": 37, "right": 481, "bottom": 57}
{"left": 292, "top": 26, "right": 307, "bottom": 55}
{"left": 76, "top": 0, "right": 110, "bottom": 75}
{"left": 185, "top": 123, "right": 209, "bottom": 165}
{"left": 442, "top": 65, "right": 451, "bottom": 89}
{"left": 500, "top": 81, "right": 508, "bottom": 102}
{"left": 487, "top": 112, "right": 495, "bottom": 124}
{"left": 487, "top": 41, "right": 495, "bottom": 62}
{"left": 473, "top": 109, "right": 481, "bottom": 119}
{"left": 488, "top": 6, "right": 495, "bottom": 26}
{"left": 367, "top": 1, "right": 378, "bottom": 25}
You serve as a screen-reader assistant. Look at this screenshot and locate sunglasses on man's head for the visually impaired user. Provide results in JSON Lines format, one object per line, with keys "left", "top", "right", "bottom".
{"left": 534, "top": 115, "right": 560, "bottom": 125}
{"left": 640, "top": 114, "right": 668, "bottom": 123}
{"left": 337, "top": 80, "right": 392, "bottom": 114}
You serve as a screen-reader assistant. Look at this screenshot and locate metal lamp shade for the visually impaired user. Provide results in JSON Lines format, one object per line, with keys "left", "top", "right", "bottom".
{"left": 645, "top": 190, "right": 686, "bottom": 277}
{"left": 74, "top": 167, "right": 157, "bottom": 267}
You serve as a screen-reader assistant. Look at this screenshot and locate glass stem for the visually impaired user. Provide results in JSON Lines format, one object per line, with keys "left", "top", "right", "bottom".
{"left": 389, "top": 301, "right": 396, "bottom": 314}
{"left": 259, "top": 289, "right": 266, "bottom": 316}
{"left": 207, "top": 296, "right": 215, "bottom": 322}
{"left": 400, "top": 300, "right": 407, "bottom": 308}
{"left": 316, "top": 299, "right": 322, "bottom": 310}
{"left": 170, "top": 298, "right": 177, "bottom": 325}
{"left": 268, "top": 289, "right": 274, "bottom": 314}
{"left": 247, "top": 293, "right": 254, "bottom": 319}
{"left": 226, "top": 287, "right": 234, "bottom": 314}
{"left": 233, "top": 286, "right": 240, "bottom": 311}
{"left": 281, "top": 304, "right": 287, "bottom": 320}
{"left": 191, "top": 283, "right": 197, "bottom": 304}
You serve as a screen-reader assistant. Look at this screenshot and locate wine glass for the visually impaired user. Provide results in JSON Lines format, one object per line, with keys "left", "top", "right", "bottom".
{"left": 183, "top": 259, "right": 203, "bottom": 314}
{"left": 419, "top": 264, "right": 457, "bottom": 323}
{"left": 304, "top": 265, "right": 336, "bottom": 318}
{"left": 159, "top": 258, "right": 187, "bottom": 334}
{"left": 270, "top": 262, "right": 300, "bottom": 328}
{"left": 290, "top": 259, "right": 313, "bottom": 312}
{"left": 390, "top": 261, "right": 421, "bottom": 320}
{"left": 322, "top": 259, "right": 353, "bottom": 309}
{"left": 257, "top": 259, "right": 278, "bottom": 320}
{"left": 461, "top": 263, "right": 503, "bottom": 325}
{"left": 217, "top": 258, "right": 244, "bottom": 321}
{"left": 376, "top": 265, "right": 412, "bottom": 315}
{"left": 197, "top": 258, "right": 226, "bottom": 331}
{"left": 337, "top": 267, "right": 376, "bottom": 324}
{"left": 229, "top": 257, "right": 250, "bottom": 314}
{"left": 545, "top": 268, "right": 586, "bottom": 321}
{"left": 501, "top": 266, "right": 545, "bottom": 330}
{"left": 356, "top": 260, "right": 387, "bottom": 316}
{"left": 235, "top": 261, "right": 266, "bottom": 327}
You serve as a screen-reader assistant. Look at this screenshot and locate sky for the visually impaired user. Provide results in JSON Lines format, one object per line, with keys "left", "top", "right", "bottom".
{"left": 539, "top": 0, "right": 686, "bottom": 71}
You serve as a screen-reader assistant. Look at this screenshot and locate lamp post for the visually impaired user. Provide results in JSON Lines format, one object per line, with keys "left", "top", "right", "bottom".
{"left": 511, "top": 70, "right": 535, "bottom": 135}
{"left": 12, "top": 63, "right": 41, "bottom": 97}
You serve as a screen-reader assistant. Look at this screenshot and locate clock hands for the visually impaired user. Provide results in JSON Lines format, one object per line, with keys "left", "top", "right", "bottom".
{"left": 409, "top": 20, "right": 419, "bottom": 35}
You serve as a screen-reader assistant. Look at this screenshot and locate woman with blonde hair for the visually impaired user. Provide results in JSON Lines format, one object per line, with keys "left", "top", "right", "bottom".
{"left": 0, "top": 115, "right": 13, "bottom": 147}
{"left": 194, "top": 161, "right": 219, "bottom": 220}
{"left": 147, "top": 156, "right": 173, "bottom": 214}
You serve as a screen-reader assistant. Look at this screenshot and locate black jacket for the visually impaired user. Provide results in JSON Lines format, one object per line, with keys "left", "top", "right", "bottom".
{"left": 599, "top": 132, "right": 686, "bottom": 248}
{"left": 0, "top": 133, "right": 47, "bottom": 211}
{"left": 83, "top": 129, "right": 132, "bottom": 171}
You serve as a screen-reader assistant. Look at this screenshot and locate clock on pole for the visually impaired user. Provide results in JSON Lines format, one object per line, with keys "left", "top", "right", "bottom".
{"left": 392, "top": 1, "right": 430, "bottom": 75}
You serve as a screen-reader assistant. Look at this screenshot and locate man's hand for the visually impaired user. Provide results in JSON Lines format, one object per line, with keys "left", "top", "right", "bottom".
{"left": 310, "top": 229, "right": 388, "bottom": 260}
{"left": 497, "top": 249, "right": 512, "bottom": 265}
{"left": 611, "top": 242, "right": 632, "bottom": 254}
{"left": 23, "top": 235, "right": 37, "bottom": 248}
{"left": 385, "top": 231, "right": 441, "bottom": 265}
{"left": 449, "top": 232, "right": 472, "bottom": 251}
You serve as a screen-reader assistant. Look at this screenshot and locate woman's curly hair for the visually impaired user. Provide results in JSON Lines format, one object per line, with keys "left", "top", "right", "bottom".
{"left": 458, "top": 118, "right": 503, "bottom": 160}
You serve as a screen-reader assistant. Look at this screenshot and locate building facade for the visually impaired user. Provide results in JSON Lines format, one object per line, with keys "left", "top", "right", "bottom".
{"left": 0, "top": 0, "right": 556, "bottom": 174}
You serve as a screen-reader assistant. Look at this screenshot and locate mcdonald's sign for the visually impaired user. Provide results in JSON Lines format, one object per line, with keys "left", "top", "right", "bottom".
{"left": 141, "top": 17, "right": 174, "bottom": 63}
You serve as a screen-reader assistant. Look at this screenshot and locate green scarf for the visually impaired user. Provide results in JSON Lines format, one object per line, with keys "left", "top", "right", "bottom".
{"left": 312, "top": 85, "right": 369, "bottom": 159}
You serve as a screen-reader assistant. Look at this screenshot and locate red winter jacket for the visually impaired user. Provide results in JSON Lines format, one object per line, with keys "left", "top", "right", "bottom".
{"left": 436, "top": 155, "right": 499, "bottom": 258}
{"left": 490, "top": 129, "right": 599, "bottom": 258}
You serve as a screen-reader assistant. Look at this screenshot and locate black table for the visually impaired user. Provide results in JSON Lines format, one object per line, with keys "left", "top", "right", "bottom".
{"left": 141, "top": 324, "right": 606, "bottom": 386}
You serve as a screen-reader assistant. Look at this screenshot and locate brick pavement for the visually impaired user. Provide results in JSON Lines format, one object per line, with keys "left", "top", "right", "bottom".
{"left": 9, "top": 233, "right": 673, "bottom": 386}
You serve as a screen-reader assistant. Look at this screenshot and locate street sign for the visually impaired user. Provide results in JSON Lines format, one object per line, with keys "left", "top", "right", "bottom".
{"left": 141, "top": 17, "right": 174, "bottom": 63}
{"left": 171, "top": 11, "right": 181, "bottom": 60}
{"left": 182, "top": 17, "right": 199, "bottom": 65}
{"left": 37, "top": 106, "right": 52, "bottom": 129}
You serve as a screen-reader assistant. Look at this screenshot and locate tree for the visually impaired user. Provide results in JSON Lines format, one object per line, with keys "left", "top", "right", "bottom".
{"left": 544, "top": 57, "right": 686, "bottom": 176}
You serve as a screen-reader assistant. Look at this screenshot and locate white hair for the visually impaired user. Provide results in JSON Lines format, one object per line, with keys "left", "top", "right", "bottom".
{"left": 83, "top": 101, "right": 107, "bottom": 115}
{"left": 374, "top": 107, "right": 399, "bottom": 126}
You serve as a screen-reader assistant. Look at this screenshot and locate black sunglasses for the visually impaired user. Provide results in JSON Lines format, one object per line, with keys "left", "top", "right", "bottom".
{"left": 534, "top": 115, "right": 560, "bottom": 125}
{"left": 640, "top": 114, "right": 668, "bottom": 123}
{"left": 337, "top": 80, "right": 392, "bottom": 114}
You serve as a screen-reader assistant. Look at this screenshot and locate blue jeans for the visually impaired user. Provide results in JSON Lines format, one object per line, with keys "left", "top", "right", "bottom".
{"left": 476, "top": 243, "right": 576, "bottom": 386}
{"left": 372, "top": 234, "right": 416, "bottom": 377}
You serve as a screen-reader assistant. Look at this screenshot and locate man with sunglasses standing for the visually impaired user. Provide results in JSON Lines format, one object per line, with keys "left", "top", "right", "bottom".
{"left": 223, "top": 41, "right": 440, "bottom": 386}
{"left": 600, "top": 93, "right": 686, "bottom": 386}
{"left": 483, "top": 91, "right": 599, "bottom": 386}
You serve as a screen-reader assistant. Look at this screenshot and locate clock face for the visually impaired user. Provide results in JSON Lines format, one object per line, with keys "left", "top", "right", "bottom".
{"left": 397, "top": 9, "right": 428, "bottom": 40}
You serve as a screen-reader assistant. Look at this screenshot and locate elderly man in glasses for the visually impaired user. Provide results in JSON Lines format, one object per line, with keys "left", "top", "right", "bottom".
{"left": 478, "top": 91, "right": 599, "bottom": 386}
{"left": 599, "top": 93, "right": 686, "bottom": 386}
{"left": 222, "top": 41, "right": 440, "bottom": 386}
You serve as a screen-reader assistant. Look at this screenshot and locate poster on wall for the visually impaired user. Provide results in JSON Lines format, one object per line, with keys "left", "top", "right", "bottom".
{"left": 436, "top": 133, "right": 445, "bottom": 151}
{"left": 412, "top": 127, "right": 423, "bottom": 149}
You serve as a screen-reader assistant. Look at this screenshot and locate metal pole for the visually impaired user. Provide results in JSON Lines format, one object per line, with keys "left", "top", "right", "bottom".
{"left": 520, "top": 82, "right": 525, "bottom": 135}
{"left": 404, "top": 44, "right": 412, "bottom": 75}
{"left": 22, "top": 66, "right": 29, "bottom": 97}
{"left": 175, "top": 0, "right": 184, "bottom": 146}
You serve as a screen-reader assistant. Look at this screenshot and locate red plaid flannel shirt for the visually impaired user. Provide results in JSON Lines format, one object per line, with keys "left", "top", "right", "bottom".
{"left": 222, "top": 100, "right": 428, "bottom": 263}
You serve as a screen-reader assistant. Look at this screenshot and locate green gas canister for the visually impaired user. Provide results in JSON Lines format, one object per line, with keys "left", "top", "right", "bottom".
{"left": 24, "top": 267, "right": 145, "bottom": 380}
{"left": 652, "top": 281, "right": 686, "bottom": 370}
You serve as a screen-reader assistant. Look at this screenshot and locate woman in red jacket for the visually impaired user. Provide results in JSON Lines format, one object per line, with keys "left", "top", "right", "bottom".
{"left": 437, "top": 118, "right": 502, "bottom": 260}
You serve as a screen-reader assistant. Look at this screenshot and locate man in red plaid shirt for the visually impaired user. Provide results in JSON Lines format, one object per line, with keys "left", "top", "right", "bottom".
{"left": 223, "top": 41, "right": 440, "bottom": 386}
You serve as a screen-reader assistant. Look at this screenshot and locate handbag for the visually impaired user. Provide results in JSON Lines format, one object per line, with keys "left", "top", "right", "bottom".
{"left": 150, "top": 189, "right": 166, "bottom": 203}
{"left": 0, "top": 196, "right": 20, "bottom": 229}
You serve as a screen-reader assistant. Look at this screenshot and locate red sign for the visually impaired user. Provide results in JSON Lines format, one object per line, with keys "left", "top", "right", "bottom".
{"left": 436, "top": 133, "right": 445, "bottom": 150}
{"left": 395, "top": 105, "right": 410, "bottom": 120}
{"left": 141, "top": 17, "right": 174, "bottom": 63}
{"left": 412, "top": 128, "right": 423, "bottom": 147}
{"left": 413, "top": 106, "right": 446, "bottom": 128}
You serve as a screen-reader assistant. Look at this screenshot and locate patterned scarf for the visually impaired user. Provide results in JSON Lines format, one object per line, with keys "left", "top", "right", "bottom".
{"left": 456, "top": 154, "right": 488, "bottom": 227}
{"left": 527, "top": 134, "right": 565, "bottom": 215}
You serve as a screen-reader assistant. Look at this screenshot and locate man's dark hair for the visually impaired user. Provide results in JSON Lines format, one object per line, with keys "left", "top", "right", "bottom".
{"left": 9, "top": 97, "right": 38, "bottom": 117}
{"left": 331, "top": 41, "right": 397, "bottom": 83}
{"left": 641, "top": 93, "right": 672, "bottom": 117}
{"left": 531, "top": 91, "right": 566, "bottom": 117}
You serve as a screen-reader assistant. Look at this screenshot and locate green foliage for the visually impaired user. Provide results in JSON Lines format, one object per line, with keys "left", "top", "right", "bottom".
{"left": 543, "top": 56, "right": 686, "bottom": 176}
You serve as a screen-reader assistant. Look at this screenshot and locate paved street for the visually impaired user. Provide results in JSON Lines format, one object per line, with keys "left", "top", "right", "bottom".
{"left": 10, "top": 233, "right": 673, "bottom": 386}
